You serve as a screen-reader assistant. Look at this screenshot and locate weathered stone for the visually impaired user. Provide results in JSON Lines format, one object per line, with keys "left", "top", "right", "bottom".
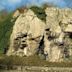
{"left": 44, "top": 7, "right": 72, "bottom": 62}
{"left": 13, "top": 10, "right": 20, "bottom": 18}
{"left": 7, "top": 9, "right": 45, "bottom": 56}
{"left": 7, "top": 7, "right": 72, "bottom": 62}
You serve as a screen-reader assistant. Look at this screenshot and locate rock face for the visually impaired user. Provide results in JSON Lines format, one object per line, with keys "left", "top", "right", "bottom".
{"left": 44, "top": 8, "right": 72, "bottom": 62}
{"left": 7, "top": 9, "right": 45, "bottom": 56}
{"left": 7, "top": 7, "right": 72, "bottom": 62}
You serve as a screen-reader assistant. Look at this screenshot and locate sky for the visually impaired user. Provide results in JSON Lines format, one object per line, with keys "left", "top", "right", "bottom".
{"left": 0, "top": 0, "right": 72, "bottom": 11}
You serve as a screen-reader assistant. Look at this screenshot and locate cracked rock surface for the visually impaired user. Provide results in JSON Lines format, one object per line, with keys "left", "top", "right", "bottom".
{"left": 7, "top": 7, "right": 72, "bottom": 62}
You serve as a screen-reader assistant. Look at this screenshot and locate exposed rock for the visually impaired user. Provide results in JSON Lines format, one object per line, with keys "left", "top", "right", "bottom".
{"left": 64, "top": 24, "right": 72, "bottom": 32}
{"left": 13, "top": 10, "right": 20, "bottom": 19}
{"left": 44, "top": 7, "right": 72, "bottom": 62}
{"left": 7, "top": 9, "right": 45, "bottom": 56}
{"left": 7, "top": 7, "right": 72, "bottom": 62}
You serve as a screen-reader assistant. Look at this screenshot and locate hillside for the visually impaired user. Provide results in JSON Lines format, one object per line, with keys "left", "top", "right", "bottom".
{"left": 0, "top": 12, "right": 14, "bottom": 53}
{"left": 0, "top": 10, "right": 8, "bottom": 22}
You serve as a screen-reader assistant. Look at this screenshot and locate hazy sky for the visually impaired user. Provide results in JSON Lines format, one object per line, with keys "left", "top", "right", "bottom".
{"left": 0, "top": 0, "right": 72, "bottom": 11}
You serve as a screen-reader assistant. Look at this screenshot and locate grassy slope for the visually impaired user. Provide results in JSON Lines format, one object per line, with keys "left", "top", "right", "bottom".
{"left": 0, "top": 12, "right": 14, "bottom": 54}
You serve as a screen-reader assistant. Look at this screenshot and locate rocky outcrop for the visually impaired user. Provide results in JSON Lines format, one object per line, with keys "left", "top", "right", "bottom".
{"left": 7, "top": 9, "right": 45, "bottom": 56}
{"left": 44, "top": 8, "right": 72, "bottom": 62}
{"left": 7, "top": 7, "right": 72, "bottom": 62}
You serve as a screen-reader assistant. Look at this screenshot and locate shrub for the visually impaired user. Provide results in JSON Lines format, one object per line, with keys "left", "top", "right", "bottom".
{"left": 0, "top": 12, "right": 14, "bottom": 54}
{"left": 30, "top": 6, "right": 46, "bottom": 22}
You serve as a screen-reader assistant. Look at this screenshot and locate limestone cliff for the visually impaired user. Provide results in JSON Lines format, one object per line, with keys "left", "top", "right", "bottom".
{"left": 7, "top": 7, "right": 72, "bottom": 62}
{"left": 45, "top": 8, "right": 72, "bottom": 62}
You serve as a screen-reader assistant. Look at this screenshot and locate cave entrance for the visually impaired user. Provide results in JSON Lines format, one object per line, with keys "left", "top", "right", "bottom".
{"left": 65, "top": 32, "right": 72, "bottom": 39}
{"left": 68, "top": 33, "right": 72, "bottom": 39}
{"left": 37, "top": 35, "right": 44, "bottom": 54}
{"left": 37, "top": 35, "right": 46, "bottom": 60}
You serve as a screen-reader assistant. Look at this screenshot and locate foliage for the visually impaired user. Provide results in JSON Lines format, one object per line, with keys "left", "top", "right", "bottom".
{"left": 0, "top": 12, "right": 14, "bottom": 54}
{"left": 30, "top": 6, "right": 46, "bottom": 22}
{"left": 42, "top": 3, "right": 57, "bottom": 9}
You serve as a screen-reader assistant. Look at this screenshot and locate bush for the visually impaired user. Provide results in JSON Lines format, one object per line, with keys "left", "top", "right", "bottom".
{"left": 30, "top": 6, "right": 46, "bottom": 22}
{"left": 0, "top": 12, "right": 15, "bottom": 54}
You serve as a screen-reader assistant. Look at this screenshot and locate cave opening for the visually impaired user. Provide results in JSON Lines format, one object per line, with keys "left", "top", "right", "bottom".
{"left": 69, "top": 33, "right": 72, "bottom": 39}
{"left": 37, "top": 35, "right": 46, "bottom": 60}
{"left": 37, "top": 36, "right": 44, "bottom": 55}
{"left": 20, "top": 44, "right": 27, "bottom": 49}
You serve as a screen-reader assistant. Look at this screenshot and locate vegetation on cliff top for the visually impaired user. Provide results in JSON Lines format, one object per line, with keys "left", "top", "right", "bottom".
{"left": 30, "top": 6, "right": 46, "bottom": 22}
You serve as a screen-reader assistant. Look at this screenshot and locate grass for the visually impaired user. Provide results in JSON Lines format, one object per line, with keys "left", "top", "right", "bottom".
{"left": 0, "top": 54, "right": 72, "bottom": 68}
